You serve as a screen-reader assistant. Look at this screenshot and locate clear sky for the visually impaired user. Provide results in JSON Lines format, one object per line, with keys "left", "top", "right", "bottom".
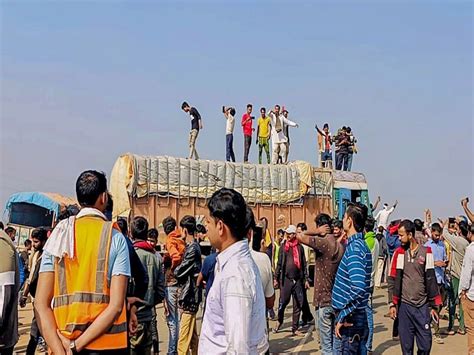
{"left": 1, "top": 1, "right": 472, "bottom": 221}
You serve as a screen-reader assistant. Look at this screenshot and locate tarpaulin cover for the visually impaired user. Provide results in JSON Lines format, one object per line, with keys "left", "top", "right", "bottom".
{"left": 5, "top": 192, "right": 78, "bottom": 218}
{"left": 110, "top": 154, "right": 315, "bottom": 217}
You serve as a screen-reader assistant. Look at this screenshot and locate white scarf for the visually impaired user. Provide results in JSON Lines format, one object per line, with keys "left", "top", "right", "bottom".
{"left": 43, "top": 207, "right": 107, "bottom": 259}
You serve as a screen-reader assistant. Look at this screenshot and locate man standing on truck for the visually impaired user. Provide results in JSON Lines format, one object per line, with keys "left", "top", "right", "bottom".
{"left": 256, "top": 107, "right": 271, "bottom": 164}
{"left": 222, "top": 106, "right": 236, "bottom": 162}
{"left": 181, "top": 101, "right": 203, "bottom": 160}
{"left": 268, "top": 105, "right": 298, "bottom": 164}
{"left": 242, "top": 104, "right": 254, "bottom": 163}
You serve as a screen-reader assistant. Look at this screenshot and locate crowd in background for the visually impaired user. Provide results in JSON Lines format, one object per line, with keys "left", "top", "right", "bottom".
{"left": 1, "top": 169, "right": 473, "bottom": 355}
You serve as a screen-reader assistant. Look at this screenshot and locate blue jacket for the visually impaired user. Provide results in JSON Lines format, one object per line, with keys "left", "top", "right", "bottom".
{"left": 386, "top": 231, "right": 401, "bottom": 257}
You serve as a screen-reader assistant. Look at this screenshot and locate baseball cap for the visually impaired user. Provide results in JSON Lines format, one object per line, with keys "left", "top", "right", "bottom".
{"left": 285, "top": 225, "right": 297, "bottom": 234}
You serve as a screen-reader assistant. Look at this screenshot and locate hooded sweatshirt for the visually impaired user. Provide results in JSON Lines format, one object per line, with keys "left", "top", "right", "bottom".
{"left": 165, "top": 230, "right": 186, "bottom": 286}
{"left": 365, "top": 232, "right": 380, "bottom": 289}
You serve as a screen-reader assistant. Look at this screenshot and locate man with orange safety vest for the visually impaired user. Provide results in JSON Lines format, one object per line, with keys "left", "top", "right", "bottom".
{"left": 35, "top": 170, "right": 131, "bottom": 354}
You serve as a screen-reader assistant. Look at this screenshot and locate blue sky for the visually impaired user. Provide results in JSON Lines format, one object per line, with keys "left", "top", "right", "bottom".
{"left": 1, "top": 1, "right": 472, "bottom": 220}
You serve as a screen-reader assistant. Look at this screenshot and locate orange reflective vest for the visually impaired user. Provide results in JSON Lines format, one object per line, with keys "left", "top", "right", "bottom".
{"left": 53, "top": 216, "right": 127, "bottom": 350}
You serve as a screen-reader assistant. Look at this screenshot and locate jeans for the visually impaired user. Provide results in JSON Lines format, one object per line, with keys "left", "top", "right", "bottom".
{"left": 225, "top": 134, "right": 235, "bottom": 162}
{"left": 243, "top": 135, "right": 252, "bottom": 162}
{"left": 366, "top": 294, "right": 374, "bottom": 352}
{"left": 321, "top": 150, "right": 332, "bottom": 164}
{"left": 166, "top": 286, "right": 180, "bottom": 355}
{"left": 317, "top": 307, "right": 335, "bottom": 355}
{"left": 335, "top": 152, "right": 349, "bottom": 170}
{"left": 333, "top": 308, "right": 368, "bottom": 355}
{"left": 347, "top": 153, "right": 353, "bottom": 171}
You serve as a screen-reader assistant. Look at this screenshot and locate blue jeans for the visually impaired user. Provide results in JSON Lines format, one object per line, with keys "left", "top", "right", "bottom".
{"left": 165, "top": 286, "right": 180, "bottom": 355}
{"left": 321, "top": 150, "right": 332, "bottom": 163}
{"left": 347, "top": 153, "right": 353, "bottom": 171}
{"left": 333, "top": 308, "right": 368, "bottom": 355}
{"left": 318, "top": 307, "right": 335, "bottom": 355}
{"left": 226, "top": 134, "right": 235, "bottom": 162}
{"left": 366, "top": 294, "right": 374, "bottom": 352}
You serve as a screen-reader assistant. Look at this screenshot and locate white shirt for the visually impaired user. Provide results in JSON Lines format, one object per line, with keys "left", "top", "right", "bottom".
{"left": 250, "top": 249, "right": 275, "bottom": 298}
{"left": 375, "top": 206, "right": 395, "bottom": 229}
{"left": 460, "top": 242, "right": 474, "bottom": 301}
{"left": 199, "top": 240, "right": 269, "bottom": 355}
{"left": 225, "top": 113, "right": 235, "bottom": 135}
{"left": 269, "top": 112, "right": 297, "bottom": 144}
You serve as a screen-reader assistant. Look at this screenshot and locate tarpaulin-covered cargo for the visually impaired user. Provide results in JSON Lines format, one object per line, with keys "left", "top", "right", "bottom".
{"left": 110, "top": 153, "right": 371, "bottom": 237}
{"left": 110, "top": 154, "right": 316, "bottom": 219}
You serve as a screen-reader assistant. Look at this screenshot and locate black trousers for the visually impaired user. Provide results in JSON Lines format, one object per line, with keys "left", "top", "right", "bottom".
{"left": 244, "top": 135, "right": 252, "bottom": 162}
{"left": 398, "top": 302, "right": 432, "bottom": 355}
{"left": 277, "top": 278, "right": 304, "bottom": 332}
{"left": 301, "top": 289, "right": 314, "bottom": 323}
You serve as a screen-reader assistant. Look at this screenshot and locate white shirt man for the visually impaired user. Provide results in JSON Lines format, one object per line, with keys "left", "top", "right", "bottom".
{"left": 225, "top": 112, "right": 235, "bottom": 135}
{"left": 199, "top": 240, "right": 268, "bottom": 354}
{"left": 268, "top": 107, "right": 298, "bottom": 164}
{"left": 375, "top": 202, "right": 398, "bottom": 229}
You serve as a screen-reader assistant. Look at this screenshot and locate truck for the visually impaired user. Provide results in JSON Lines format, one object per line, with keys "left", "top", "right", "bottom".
{"left": 3, "top": 191, "right": 79, "bottom": 245}
{"left": 110, "top": 153, "right": 371, "bottom": 245}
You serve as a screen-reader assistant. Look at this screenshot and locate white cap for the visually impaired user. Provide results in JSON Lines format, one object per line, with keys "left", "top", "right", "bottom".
{"left": 285, "top": 225, "right": 297, "bottom": 234}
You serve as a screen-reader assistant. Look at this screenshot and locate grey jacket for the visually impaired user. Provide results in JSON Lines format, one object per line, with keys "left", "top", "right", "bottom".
{"left": 0, "top": 230, "right": 20, "bottom": 350}
{"left": 134, "top": 246, "right": 165, "bottom": 322}
{"left": 443, "top": 227, "right": 469, "bottom": 279}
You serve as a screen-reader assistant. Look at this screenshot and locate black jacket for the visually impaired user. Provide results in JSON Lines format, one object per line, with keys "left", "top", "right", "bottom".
{"left": 174, "top": 240, "right": 202, "bottom": 313}
{"left": 125, "top": 236, "right": 149, "bottom": 300}
{"left": 274, "top": 241, "right": 309, "bottom": 287}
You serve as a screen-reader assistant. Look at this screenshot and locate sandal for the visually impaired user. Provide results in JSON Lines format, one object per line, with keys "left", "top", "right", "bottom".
{"left": 458, "top": 329, "right": 466, "bottom": 335}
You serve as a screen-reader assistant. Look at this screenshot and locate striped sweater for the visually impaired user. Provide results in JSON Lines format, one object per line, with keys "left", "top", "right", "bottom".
{"left": 331, "top": 233, "right": 372, "bottom": 322}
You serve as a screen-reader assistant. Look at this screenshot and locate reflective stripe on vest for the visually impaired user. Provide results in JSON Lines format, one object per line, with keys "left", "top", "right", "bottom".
{"left": 65, "top": 321, "right": 128, "bottom": 334}
{"left": 53, "top": 218, "right": 127, "bottom": 350}
{"left": 53, "top": 292, "right": 110, "bottom": 308}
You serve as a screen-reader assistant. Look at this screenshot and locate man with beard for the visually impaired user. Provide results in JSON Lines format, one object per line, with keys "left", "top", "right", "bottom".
{"left": 389, "top": 219, "right": 442, "bottom": 355}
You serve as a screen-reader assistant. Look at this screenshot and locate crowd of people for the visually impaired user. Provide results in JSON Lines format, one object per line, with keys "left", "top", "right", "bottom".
{"left": 182, "top": 101, "right": 357, "bottom": 170}
{"left": 1, "top": 169, "right": 473, "bottom": 355}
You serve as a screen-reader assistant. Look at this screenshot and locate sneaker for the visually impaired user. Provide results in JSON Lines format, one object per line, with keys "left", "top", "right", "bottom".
{"left": 434, "top": 336, "right": 444, "bottom": 344}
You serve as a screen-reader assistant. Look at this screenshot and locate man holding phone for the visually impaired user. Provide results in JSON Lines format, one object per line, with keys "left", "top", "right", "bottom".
{"left": 424, "top": 223, "right": 448, "bottom": 344}
{"left": 242, "top": 104, "right": 254, "bottom": 163}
